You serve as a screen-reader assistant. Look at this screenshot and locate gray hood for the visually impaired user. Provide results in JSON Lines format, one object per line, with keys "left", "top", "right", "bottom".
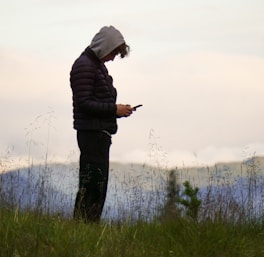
{"left": 89, "top": 25, "right": 125, "bottom": 59}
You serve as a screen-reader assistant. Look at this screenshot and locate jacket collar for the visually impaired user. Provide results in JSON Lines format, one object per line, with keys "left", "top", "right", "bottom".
{"left": 83, "top": 47, "right": 101, "bottom": 64}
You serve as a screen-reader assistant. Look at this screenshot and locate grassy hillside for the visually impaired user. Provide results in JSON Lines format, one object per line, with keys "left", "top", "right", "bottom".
{"left": 1, "top": 156, "right": 264, "bottom": 256}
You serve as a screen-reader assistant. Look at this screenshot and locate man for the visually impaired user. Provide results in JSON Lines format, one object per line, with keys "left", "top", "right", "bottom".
{"left": 70, "top": 25, "right": 134, "bottom": 222}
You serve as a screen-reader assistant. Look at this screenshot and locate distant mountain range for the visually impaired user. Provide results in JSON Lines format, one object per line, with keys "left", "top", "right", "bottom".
{"left": 1, "top": 157, "right": 264, "bottom": 221}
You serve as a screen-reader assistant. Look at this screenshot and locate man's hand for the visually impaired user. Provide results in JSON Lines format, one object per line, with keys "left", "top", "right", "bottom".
{"left": 116, "top": 104, "right": 133, "bottom": 117}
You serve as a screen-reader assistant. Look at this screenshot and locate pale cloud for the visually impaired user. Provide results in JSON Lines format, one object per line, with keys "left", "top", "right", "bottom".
{"left": 1, "top": 0, "right": 264, "bottom": 168}
{"left": 1, "top": 46, "right": 264, "bottom": 168}
{"left": 0, "top": 48, "right": 71, "bottom": 100}
{"left": 107, "top": 51, "right": 264, "bottom": 166}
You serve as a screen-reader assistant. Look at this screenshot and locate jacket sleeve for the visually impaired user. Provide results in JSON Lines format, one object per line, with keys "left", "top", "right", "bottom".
{"left": 70, "top": 58, "right": 117, "bottom": 118}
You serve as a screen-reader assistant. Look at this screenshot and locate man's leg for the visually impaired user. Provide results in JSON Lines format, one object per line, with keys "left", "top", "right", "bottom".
{"left": 74, "top": 131, "right": 111, "bottom": 222}
{"left": 74, "top": 162, "right": 109, "bottom": 222}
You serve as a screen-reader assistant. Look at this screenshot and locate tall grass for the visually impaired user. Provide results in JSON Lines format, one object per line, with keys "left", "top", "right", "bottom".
{"left": 200, "top": 157, "right": 264, "bottom": 223}
{"left": 1, "top": 154, "right": 264, "bottom": 222}
{"left": 0, "top": 207, "right": 263, "bottom": 257}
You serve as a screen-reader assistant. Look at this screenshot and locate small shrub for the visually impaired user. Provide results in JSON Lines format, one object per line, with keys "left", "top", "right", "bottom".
{"left": 176, "top": 181, "right": 202, "bottom": 222}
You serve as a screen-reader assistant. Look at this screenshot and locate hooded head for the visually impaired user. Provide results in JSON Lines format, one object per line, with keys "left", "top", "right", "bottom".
{"left": 89, "top": 25, "right": 126, "bottom": 60}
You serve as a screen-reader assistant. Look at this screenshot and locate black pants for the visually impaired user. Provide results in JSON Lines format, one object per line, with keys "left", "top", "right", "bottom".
{"left": 74, "top": 130, "right": 111, "bottom": 222}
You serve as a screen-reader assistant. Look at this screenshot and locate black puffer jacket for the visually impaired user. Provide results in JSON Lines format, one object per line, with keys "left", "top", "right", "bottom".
{"left": 70, "top": 47, "right": 118, "bottom": 134}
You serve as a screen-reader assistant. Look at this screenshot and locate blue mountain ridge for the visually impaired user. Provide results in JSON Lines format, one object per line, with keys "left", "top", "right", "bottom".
{"left": 1, "top": 159, "right": 263, "bottom": 221}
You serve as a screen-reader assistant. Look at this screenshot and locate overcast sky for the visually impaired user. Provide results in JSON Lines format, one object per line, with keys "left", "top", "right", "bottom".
{"left": 1, "top": 0, "right": 264, "bottom": 168}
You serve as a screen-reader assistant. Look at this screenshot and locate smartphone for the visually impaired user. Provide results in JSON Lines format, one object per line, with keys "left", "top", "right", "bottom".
{"left": 133, "top": 104, "right": 143, "bottom": 109}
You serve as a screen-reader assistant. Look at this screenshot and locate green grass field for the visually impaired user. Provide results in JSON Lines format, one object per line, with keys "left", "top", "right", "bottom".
{"left": 0, "top": 208, "right": 263, "bottom": 257}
